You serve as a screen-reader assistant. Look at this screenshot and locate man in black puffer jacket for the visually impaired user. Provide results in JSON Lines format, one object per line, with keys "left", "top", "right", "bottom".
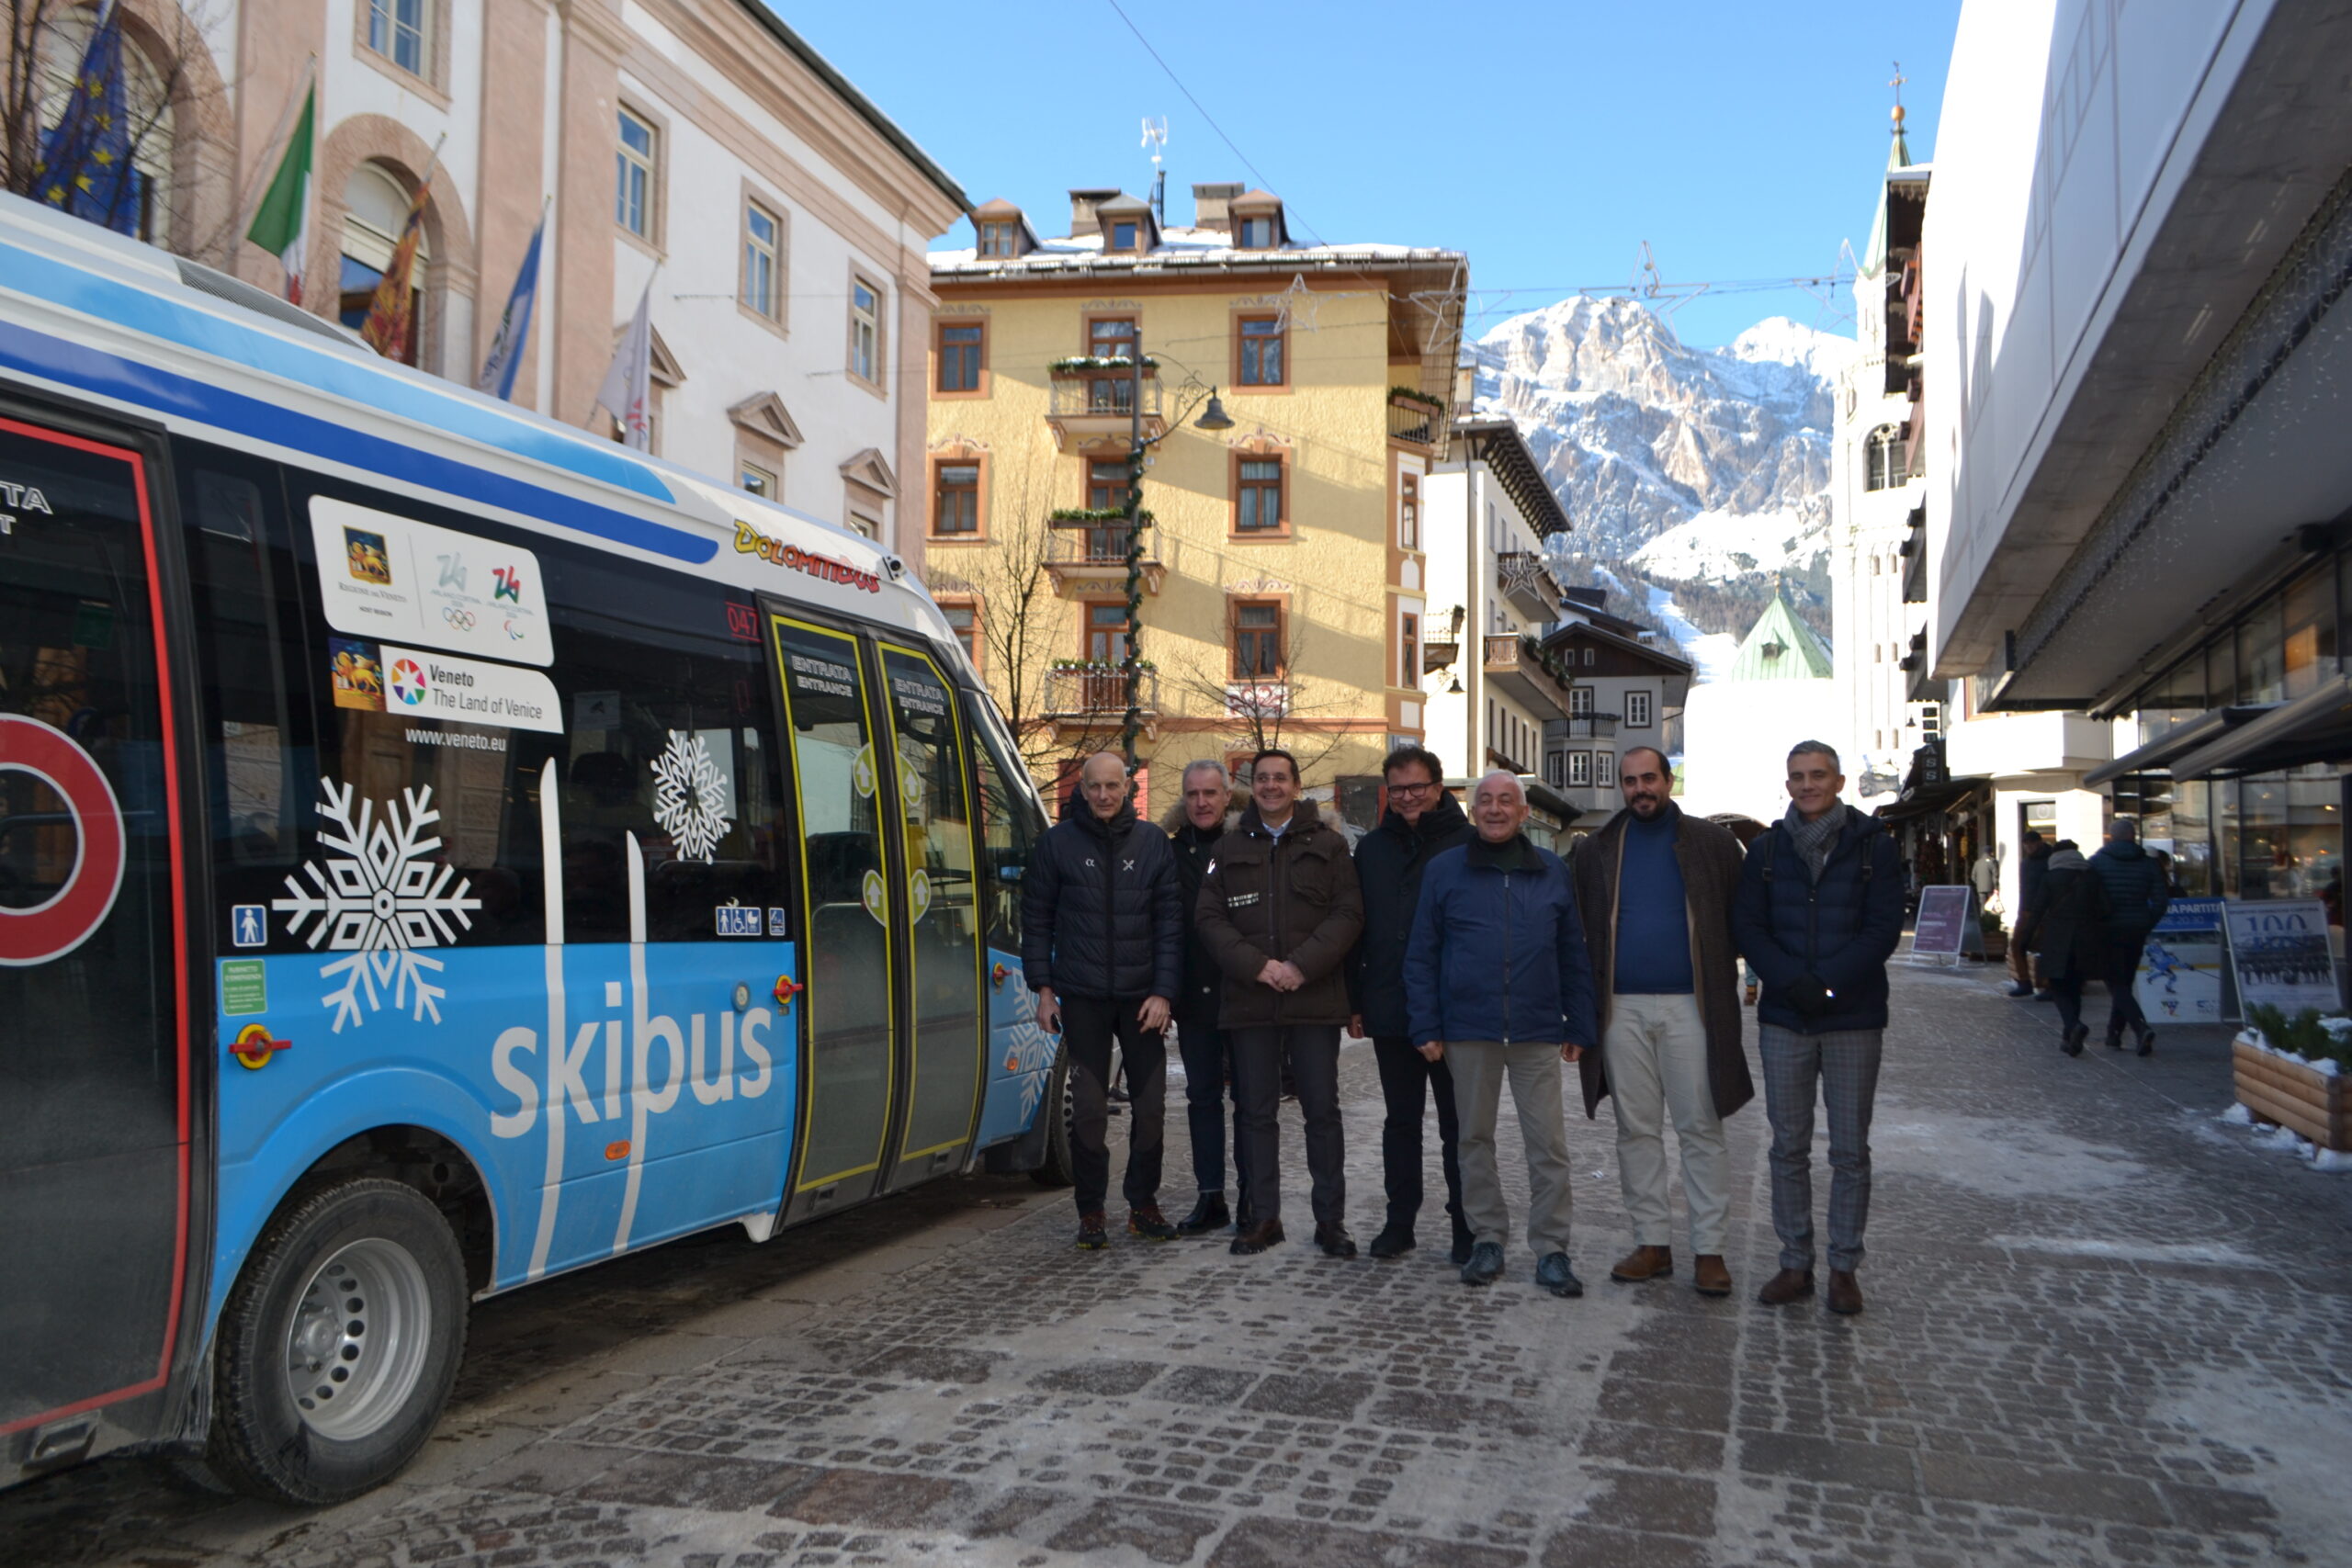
{"left": 1023, "top": 751, "right": 1183, "bottom": 1249}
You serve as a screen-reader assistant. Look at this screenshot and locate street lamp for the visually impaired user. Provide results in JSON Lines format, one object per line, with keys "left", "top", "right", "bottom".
{"left": 1117, "top": 343, "right": 1236, "bottom": 769}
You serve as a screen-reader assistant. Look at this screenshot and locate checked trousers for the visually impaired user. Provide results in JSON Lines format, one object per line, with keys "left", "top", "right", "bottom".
{"left": 1758, "top": 1023, "right": 1882, "bottom": 1274}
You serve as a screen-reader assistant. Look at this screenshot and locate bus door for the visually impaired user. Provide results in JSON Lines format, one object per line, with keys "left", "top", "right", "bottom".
{"left": 874, "top": 643, "right": 985, "bottom": 1190}
{"left": 767, "top": 615, "right": 904, "bottom": 1222}
{"left": 0, "top": 409, "right": 193, "bottom": 1470}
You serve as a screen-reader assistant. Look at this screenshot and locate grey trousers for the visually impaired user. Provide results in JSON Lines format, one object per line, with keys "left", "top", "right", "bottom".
{"left": 1758, "top": 1023, "right": 1882, "bottom": 1273}
{"left": 1444, "top": 1040, "right": 1574, "bottom": 1256}
{"left": 1605, "top": 993, "right": 1730, "bottom": 1255}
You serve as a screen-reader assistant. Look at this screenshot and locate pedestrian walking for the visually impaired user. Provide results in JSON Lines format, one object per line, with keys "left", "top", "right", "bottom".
{"left": 1021, "top": 750, "right": 1183, "bottom": 1250}
{"left": 1570, "top": 748, "right": 1752, "bottom": 1299}
{"left": 1194, "top": 750, "right": 1364, "bottom": 1258}
{"left": 2088, "top": 818, "right": 2171, "bottom": 1055}
{"left": 1167, "top": 760, "right": 1248, "bottom": 1235}
{"left": 2016, "top": 840, "right": 2109, "bottom": 1055}
{"left": 1347, "top": 744, "right": 1476, "bottom": 1265}
{"left": 1731, "top": 741, "right": 1903, "bottom": 1316}
{"left": 1971, "top": 845, "right": 2000, "bottom": 910}
{"left": 2007, "top": 829, "right": 2051, "bottom": 998}
{"left": 1404, "top": 771, "right": 1598, "bottom": 1297}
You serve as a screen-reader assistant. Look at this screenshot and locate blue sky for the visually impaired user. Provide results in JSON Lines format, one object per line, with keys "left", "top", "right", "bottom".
{"left": 779, "top": 0, "right": 1964, "bottom": 349}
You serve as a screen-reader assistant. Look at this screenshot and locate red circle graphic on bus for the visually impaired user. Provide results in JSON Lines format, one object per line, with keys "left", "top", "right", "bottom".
{"left": 0, "top": 714, "right": 126, "bottom": 967}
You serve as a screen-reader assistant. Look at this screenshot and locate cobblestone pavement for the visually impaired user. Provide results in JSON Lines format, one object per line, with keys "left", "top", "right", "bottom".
{"left": 6, "top": 964, "right": 2350, "bottom": 1567}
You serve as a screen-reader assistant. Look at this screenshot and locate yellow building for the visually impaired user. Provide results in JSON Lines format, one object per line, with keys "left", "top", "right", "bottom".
{"left": 924, "top": 183, "right": 1466, "bottom": 811}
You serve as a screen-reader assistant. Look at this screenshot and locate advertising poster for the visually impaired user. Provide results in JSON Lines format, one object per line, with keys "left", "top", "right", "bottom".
{"left": 2224, "top": 898, "right": 2341, "bottom": 1016}
{"left": 2137, "top": 897, "right": 2227, "bottom": 1025}
{"left": 1912, "top": 885, "right": 1972, "bottom": 960}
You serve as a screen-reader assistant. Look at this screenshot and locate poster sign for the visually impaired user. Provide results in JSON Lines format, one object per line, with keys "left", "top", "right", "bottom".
{"left": 309, "top": 496, "right": 553, "bottom": 667}
{"left": 2138, "top": 897, "right": 2227, "bottom": 1025}
{"left": 1911, "top": 885, "right": 1973, "bottom": 959}
{"left": 2224, "top": 898, "right": 2340, "bottom": 1015}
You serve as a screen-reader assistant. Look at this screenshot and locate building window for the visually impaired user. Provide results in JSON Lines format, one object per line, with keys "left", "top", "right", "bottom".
{"left": 1401, "top": 612, "right": 1419, "bottom": 688}
{"left": 1399, "top": 471, "right": 1420, "bottom": 550}
{"left": 937, "top": 321, "right": 984, "bottom": 392}
{"left": 1570, "top": 685, "right": 1593, "bottom": 718}
{"left": 741, "top": 199, "right": 781, "bottom": 320}
{"left": 1090, "top": 317, "right": 1137, "bottom": 360}
{"left": 616, "top": 107, "right": 655, "bottom": 238}
{"left": 933, "top": 462, "right": 980, "bottom": 536}
{"left": 1084, "top": 601, "right": 1130, "bottom": 664}
{"left": 1596, "top": 749, "right": 1614, "bottom": 784}
{"left": 1545, "top": 750, "right": 1566, "bottom": 786}
{"left": 741, "top": 461, "right": 776, "bottom": 499}
{"left": 978, "top": 220, "right": 1019, "bottom": 258}
{"left": 1567, "top": 750, "right": 1591, "bottom": 787}
{"left": 1233, "top": 602, "right": 1283, "bottom": 679}
{"left": 942, "top": 601, "right": 978, "bottom": 666}
{"left": 1112, "top": 220, "right": 1139, "bottom": 250}
{"left": 850, "top": 276, "right": 882, "bottom": 386}
{"left": 847, "top": 511, "right": 880, "bottom": 540}
{"left": 1238, "top": 315, "right": 1285, "bottom": 387}
{"left": 367, "top": 0, "right": 428, "bottom": 76}
{"left": 1237, "top": 456, "right": 1284, "bottom": 533}
{"left": 1238, "top": 215, "right": 1274, "bottom": 249}
{"left": 1865, "top": 425, "right": 1908, "bottom": 491}
{"left": 1087, "top": 457, "right": 1129, "bottom": 512}
{"left": 1583, "top": 647, "right": 1596, "bottom": 666}
{"left": 1626, "top": 690, "right": 1651, "bottom": 728}
{"left": 338, "top": 162, "right": 430, "bottom": 367}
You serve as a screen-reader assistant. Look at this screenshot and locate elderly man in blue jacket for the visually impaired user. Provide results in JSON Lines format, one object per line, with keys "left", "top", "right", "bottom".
{"left": 1405, "top": 770, "right": 1598, "bottom": 1296}
{"left": 1731, "top": 740, "right": 1905, "bottom": 1316}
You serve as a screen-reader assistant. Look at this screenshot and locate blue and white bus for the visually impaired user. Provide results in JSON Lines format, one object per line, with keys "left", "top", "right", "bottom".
{"left": 0, "top": 193, "right": 1066, "bottom": 1505}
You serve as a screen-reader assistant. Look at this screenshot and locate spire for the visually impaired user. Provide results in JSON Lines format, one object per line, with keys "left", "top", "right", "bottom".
{"left": 1860, "top": 66, "right": 1913, "bottom": 280}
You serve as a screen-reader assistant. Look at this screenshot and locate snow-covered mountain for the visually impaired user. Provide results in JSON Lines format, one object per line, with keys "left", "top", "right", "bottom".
{"left": 1470, "top": 297, "right": 1854, "bottom": 647}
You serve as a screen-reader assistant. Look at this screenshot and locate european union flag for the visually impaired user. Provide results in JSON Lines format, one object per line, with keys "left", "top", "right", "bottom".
{"left": 32, "top": 2, "right": 142, "bottom": 237}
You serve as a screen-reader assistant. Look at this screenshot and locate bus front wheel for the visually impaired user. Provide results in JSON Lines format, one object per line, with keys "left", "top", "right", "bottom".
{"left": 1028, "top": 1049, "right": 1075, "bottom": 1188}
{"left": 206, "top": 1178, "right": 469, "bottom": 1506}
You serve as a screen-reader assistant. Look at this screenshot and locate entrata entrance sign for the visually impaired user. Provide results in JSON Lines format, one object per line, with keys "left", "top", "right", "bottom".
{"left": 0, "top": 713, "right": 125, "bottom": 966}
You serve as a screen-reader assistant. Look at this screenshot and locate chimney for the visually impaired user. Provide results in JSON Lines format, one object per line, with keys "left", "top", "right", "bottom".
{"left": 1192, "top": 182, "right": 1244, "bottom": 233}
{"left": 1067, "top": 187, "right": 1120, "bottom": 238}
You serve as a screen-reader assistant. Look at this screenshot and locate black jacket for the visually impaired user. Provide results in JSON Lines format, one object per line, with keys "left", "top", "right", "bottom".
{"left": 2089, "top": 840, "right": 2171, "bottom": 939}
{"left": 2019, "top": 842, "right": 2050, "bottom": 911}
{"left": 2020, "top": 848, "right": 2110, "bottom": 980}
{"left": 1170, "top": 817, "right": 1227, "bottom": 1030}
{"left": 1345, "top": 795, "right": 1474, "bottom": 1038}
{"left": 1731, "top": 805, "right": 1905, "bottom": 1034}
{"left": 1020, "top": 794, "right": 1182, "bottom": 1002}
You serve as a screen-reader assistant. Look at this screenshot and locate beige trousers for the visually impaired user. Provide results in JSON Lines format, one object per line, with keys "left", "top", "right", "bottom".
{"left": 1444, "top": 1040, "right": 1575, "bottom": 1256}
{"left": 1604, "top": 992, "right": 1730, "bottom": 1256}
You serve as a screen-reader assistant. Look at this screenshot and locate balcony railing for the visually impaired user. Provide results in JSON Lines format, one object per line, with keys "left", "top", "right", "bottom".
{"left": 1044, "top": 522, "right": 1163, "bottom": 594}
{"left": 1044, "top": 665, "right": 1159, "bottom": 720}
{"left": 1564, "top": 713, "right": 1619, "bottom": 740}
{"left": 1483, "top": 633, "right": 1576, "bottom": 719}
{"left": 1497, "top": 551, "right": 1565, "bottom": 623}
{"left": 1046, "top": 377, "right": 1165, "bottom": 452}
{"left": 1387, "top": 391, "right": 1446, "bottom": 448}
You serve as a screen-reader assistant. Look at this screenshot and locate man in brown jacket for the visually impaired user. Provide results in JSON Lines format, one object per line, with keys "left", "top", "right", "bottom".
{"left": 1570, "top": 747, "right": 1753, "bottom": 1297}
{"left": 1194, "top": 749, "right": 1365, "bottom": 1259}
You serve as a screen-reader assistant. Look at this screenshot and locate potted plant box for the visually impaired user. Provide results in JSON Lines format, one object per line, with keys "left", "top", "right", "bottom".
{"left": 2233, "top": 1009, "right": 2352, "bottom": 1152}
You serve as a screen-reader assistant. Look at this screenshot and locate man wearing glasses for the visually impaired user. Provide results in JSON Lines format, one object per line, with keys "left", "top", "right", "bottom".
{"left": 1348, "top": 745, "right": 1476, "bottom": 1264}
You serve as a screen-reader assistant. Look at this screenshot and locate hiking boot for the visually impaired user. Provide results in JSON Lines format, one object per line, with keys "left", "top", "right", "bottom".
{"left": 1229, "top": 1219, "right": 1285, "bottom": 1256}
{"left": 1367, "top": 1222, "right": 1416, "bottom": 1259}
{"left": 1174, "top": 1193, "right": 1230, "bottom": 1236}
{"left": 2103, "top": 1030, "right": 2124, "bottom": 1050}
{"left": 1610, "top": 1245, "right": 1674, "bottom": 1283}
{"left": 1075, "top": 1212, "right": 1108, "bottom": 1250}
{"left": 1459, "top": 1240, "right": 1505, "bottom": 1286}
{"left": 2063, "top": 1022, "right": 2087, "bottom": 1056}
{"left": 2136, "top": 1026, "right": 2155, "bottom": 1057}
{"left": 1826, "top": 1269, "right": 1865, "bottom": 1315}
{"left": 1758, "top": 1267, "right": 1815, "bottom": 1305}
{"left": 1127, "top": 1205, "right": 1177, "bottom": 1242}
{"left": 1534, "top": 1252, "right": 1584, "bottom": 1298}
{"left": 1693, "top": 1255, "right": 1734, "bottom": 1297}
{"left": 1315, "top": 1223, "right": 1358, "bottom": 1259}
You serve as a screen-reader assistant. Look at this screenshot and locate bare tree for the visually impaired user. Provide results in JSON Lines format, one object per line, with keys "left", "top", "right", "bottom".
{"left": 1159, "top": 619, "right": 1357, "bottom": 787}
{"left": 923, "top": 453, "right": 1069, "bottom": 779}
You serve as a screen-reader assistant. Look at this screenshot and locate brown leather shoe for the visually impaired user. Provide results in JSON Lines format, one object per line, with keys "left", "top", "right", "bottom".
{"left": 1692, "top": 1255, "right": 1733, "bottom": 1297}
{"left": 1609, "top": 1245, "right": 1674, "bottom": 1282}
{"left": 1228, "top": 1218, "right": 1285, "bottom": 1256}
{"left": 1757, "top": 1267, "right": 1815, "bottom": 1305}
{"left": 1826, "top": 1269, "right": 1864, "bottom": 1315}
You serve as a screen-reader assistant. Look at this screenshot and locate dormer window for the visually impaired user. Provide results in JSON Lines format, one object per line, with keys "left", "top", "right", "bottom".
{"left": 1112, "top": 220, "right": 1139, "bottom": 251}
{"left": 1238, "top": 216, "right": 1274, "bottom": 249}
{"left": 978, "top": 220, "right": 1019, "bottom": 257}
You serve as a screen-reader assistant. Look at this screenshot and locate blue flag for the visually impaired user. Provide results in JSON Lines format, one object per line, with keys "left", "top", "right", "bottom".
{"left": 33, "top": 2, "right": 142, "bottom": 236}
{"left": 477, "top": 211, "right": 548, "bottom": 400}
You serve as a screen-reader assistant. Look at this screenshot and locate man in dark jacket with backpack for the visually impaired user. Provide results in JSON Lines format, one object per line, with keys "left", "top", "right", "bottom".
{"left": 2089, "top": 818, "right": 2172, "bottom": 1055}
{"left": 1348, "top": 745, "right": 1476, "bottom": 1265}
{"left": 1023, "top": 750, "right": 1183, "bottom": 1250}
{"left": 1731, "top": 741, "right": 1904, "bottom": 1317}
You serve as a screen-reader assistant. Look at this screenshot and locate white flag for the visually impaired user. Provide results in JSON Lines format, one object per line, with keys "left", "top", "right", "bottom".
{"left": 594, "top": 279, "right": 653, "bottom": 449}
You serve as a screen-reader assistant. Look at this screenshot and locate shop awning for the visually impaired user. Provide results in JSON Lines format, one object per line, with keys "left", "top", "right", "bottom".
{"left": 2082, "top": 704, "right": 2269, "bottom": 786}
{"left": 2167, "top": 673, "right": 2352, "bottom": 778}
{"left": 1873, "top": 776, "right": 1988, "bottom": 823}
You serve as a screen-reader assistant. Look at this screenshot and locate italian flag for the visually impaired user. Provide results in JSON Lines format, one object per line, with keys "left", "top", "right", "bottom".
{"left": 245, "top": 85, "right": 314, "bottom": 303}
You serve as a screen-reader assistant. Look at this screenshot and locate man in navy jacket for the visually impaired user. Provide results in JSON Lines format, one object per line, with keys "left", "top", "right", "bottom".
{"left": 1405, "top": 771, "right": 1598, "bottom": 1296}
{"left": 1731, "top": 741, "right": 1904, "bottom": 1316}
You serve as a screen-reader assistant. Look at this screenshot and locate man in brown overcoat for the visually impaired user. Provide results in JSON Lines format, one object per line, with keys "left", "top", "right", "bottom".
{"left": 1570, "top": 747, "right": 1753, "bottom": 1297}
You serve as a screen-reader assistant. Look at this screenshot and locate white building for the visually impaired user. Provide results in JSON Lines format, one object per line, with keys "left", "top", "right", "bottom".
{"left": 1540, "top": 591, "right": 1693, "bottom": 824}
{"left": 1678, "top": 591, "right": 1838, "bottom": 822}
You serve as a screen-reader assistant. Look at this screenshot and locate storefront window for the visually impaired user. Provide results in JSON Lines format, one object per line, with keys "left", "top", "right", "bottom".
{"left": 2281, "top": 564, "right": 2337, "bottom": 699}
{"left": 2172, "top": 779, "right": 2213, "bottom": 896}
{"left": 2234, "top": 765, "right": 2342, "bottom": 906}
{"left": 2209, "top": 637, "right": 2236, "bottom": 713}
{"left": 2237, "top": 595, "right": 2285, "bottom": 705}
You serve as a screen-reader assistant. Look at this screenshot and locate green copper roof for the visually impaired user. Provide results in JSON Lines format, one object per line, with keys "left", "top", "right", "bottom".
{"left": 1859, "top": 123, "right": 1915, "bottom": 281}
{"left": 1726, "top": 590, "right": 1833, "bottom": 682}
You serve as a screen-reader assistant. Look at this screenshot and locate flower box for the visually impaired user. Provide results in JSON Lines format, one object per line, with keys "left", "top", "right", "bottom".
{"left": 2232, "top": 1035, "right": 2352, "bottom": 1152}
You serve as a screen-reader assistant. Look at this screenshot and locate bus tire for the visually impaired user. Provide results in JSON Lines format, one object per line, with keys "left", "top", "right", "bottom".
{"left": 1028, "top": 1048, "right": 1075, "bottom": 1189}
{"left": 204, "top": 1178, "right": 469, "bottom": 1506}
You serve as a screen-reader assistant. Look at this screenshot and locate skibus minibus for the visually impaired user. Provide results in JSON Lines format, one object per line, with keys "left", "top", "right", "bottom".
{"left": 0, "top": 193, "right": 1068, "bottom": 1505}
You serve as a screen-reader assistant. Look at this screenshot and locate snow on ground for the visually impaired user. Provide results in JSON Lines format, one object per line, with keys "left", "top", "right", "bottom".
{"left": 1629, "top": 506, "right": 1825, "bottom": 581}
{"left": 1646, "top": 582, "right": 1738, "bottom": 683}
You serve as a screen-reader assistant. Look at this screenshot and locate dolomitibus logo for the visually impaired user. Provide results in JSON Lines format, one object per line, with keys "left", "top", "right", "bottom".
{"left": 731, "top": 520, "right": 882, "bottom": 593}
{"left": 650, "top": 728, "right": 731, "bottom": 863}
{"left": 273, "top": 779, "right": 481, "bottom": 1031}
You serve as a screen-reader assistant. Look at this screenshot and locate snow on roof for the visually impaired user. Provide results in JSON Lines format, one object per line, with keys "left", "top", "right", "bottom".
{"left": 932, "top": 223, "right": 1459, "bottom": 276}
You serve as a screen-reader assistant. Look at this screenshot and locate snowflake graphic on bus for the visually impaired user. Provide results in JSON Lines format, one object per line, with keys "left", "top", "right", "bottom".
{"left": 650, "top": 728, "right": 731, "bottom": 863}
{"left": 272, "top": 778, "right": 480, "bottom": 1031}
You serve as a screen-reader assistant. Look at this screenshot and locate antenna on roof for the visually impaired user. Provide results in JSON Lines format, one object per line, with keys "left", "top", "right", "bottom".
{"left": 1141, "top": 117, "right": 1168, "bottom": 226}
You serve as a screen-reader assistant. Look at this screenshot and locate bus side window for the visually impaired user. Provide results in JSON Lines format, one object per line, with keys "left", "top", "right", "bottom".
{"left": 183, "top": 454, "right": 311, "bottom": 909}
{"left": 967, "top": 695, "right": 1041, "bottom": 957}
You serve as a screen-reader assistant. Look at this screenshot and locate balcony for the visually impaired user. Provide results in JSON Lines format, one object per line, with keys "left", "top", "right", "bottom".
{"left": 1497, "top": 551, "right": 1565, "bottom": 624}
{"left": 1045, "top": 519, "right": 1162, "bottom": 595}
{"left": 1483, "top": 634, "right": 1575, "bottom": 718}
{"left": 1043, "top": 664, "right": 1159, "bottom": 737}
{"left": 1046, "top": 375, "right": 1163, "bottom": 452}
{"left": 1387, "top": 389, "right": 1446, "bottom": 449}
{"left": 1564, "top": 713, "right": 1619, "bottom": 741}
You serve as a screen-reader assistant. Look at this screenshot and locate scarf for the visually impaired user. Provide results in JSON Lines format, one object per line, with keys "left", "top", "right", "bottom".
{"left": 1782, "top": 801, "right": 1846, "bottom": 880}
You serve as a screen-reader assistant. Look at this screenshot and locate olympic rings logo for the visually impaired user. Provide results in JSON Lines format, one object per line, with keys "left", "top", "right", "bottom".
{"left": 442, "top": 606, "right": 478, "bottom": 631}
{"left": 0, "top": 714, "right": 125, "bottom": 967}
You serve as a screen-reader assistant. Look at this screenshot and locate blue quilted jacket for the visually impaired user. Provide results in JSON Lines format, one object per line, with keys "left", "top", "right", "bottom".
{"left": 1731, "top": 806, "right": 1905, "bottom": 1034}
